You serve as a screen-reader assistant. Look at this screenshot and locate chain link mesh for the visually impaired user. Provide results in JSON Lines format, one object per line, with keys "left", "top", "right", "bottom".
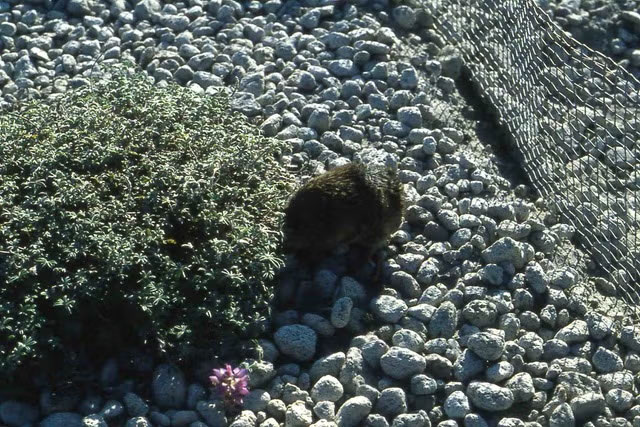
{"left": 410, "top": 0, "right": 640, "bottom": 316}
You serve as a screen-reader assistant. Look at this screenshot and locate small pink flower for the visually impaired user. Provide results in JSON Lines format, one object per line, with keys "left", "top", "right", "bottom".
{"left": 209, "top": 364, "right": 250, "bottom": 406}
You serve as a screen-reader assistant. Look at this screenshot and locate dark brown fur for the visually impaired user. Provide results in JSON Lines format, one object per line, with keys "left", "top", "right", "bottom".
{"left": 282, "top": 162, "right": 404, "bottom": 269}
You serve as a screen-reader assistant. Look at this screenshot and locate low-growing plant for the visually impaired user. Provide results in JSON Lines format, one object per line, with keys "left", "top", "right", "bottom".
{"left": 0, "top": 68, "right": 295, "bottom": 385}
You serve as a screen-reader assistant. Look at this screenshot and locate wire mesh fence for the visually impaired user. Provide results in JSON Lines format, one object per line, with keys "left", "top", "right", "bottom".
{"left": 408, "top": 0, "right": 640, "bottom": 317}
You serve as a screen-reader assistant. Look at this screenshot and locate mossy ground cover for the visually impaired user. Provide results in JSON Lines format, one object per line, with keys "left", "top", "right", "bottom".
{"left": 0, "top": 68, "right": 295, "bottom": 390}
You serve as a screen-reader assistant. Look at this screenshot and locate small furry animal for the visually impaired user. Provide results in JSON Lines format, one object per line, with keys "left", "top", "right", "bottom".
{"left": 282, "top": 162, "right": 404, "bottom": 275}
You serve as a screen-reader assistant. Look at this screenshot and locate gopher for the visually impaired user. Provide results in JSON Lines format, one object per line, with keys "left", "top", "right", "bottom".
{"left": 282, "top": 162, "right": 404, "bottom": 277}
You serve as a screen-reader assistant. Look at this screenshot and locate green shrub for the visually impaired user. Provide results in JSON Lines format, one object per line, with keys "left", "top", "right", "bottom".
{"left": 0, "top": 69, "right": 295, "bottom": 380}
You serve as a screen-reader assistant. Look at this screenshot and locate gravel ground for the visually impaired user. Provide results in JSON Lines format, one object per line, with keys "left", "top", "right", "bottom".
{"left": 1, "top": 0, "right": 640, "bottom": 426}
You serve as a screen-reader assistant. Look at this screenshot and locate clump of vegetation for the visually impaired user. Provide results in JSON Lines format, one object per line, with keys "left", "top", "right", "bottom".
{"left": 0, "top": 68, "right": 295, "bottom": 382}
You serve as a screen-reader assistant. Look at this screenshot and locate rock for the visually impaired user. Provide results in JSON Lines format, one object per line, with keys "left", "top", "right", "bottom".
{"left": 462, "top": 300, "right": 497, "bottom": 328}
{"left": 424, "top": 353, "right": 453, "bottom": 379}
{"left": 170, "top": 410, "right": 198, "bottom": 426}
{"left": 310, "top": 353, "right": 346, "bottom": 382}
{"left": 555, "top": 320, "right": 589, "bottom": 344}
{"left": 274, "top": 325, "right": 317, "bottom": 361}
{"left": 444, "top": 391, "right": 470, "bottom": 419}
{"left": 40, "top": 412, "right": 83, "bottom": 427}
{"left": 311, "top": 376, "right": 344, "bottom": 402}
{"left": 313, "top": 401, "right": 335, "bottom": 421}
{"left": 231, "top": 92, "right": 262, "bottom": 117}
{"left": 362, "top": 338, "right": 389, "bottom": 370}
{"left": 569, "top": 392, "right": 605, "bottom": 421}
{"left": 605, "top": 388, "right": 634, "bottom": 412}
{"left": 505, "top": 373, "right": 535, "bottom": 403}
{"left": 339, "top": 347, "right": 366, "bottom": 394}
{"left": 124, "top": 417, "right": 153, "bottom": 427}
{"left": 481, "top": 237, "right": 533, "bottom": 269}
{"left": 380, "top": 347, "right": 426, "bottom": 379}
{"left": 549, "top": 403, "right": 575, "bottom": 427}
{"left": 243, "top": 390, "right": 271, "bottom": 412}
{"left": 374, "top": 388, "right": 406, "bottom": 418}
{"left": 336, "top": 396, "right": 372, "bottom": 427}
{"left": 134, "top": 0, "right": 161, "bottom": 20}
{"left": 0, "top": 401, "right": 39, "bottom": 426}
{"left": 410, "top": 375, "right": 438, "bottom": 395}
{"left": 453, "top": 349, "right": 485, "bottom": 382}
{"left": 392, "top": 6, "right": 417, "bottom": 29}
{"left": 370, "top": 295, "right": 408, "bottom": 323}
{"left": 428, "top": 301, "right": 458, "bottom": 338}
{"left": 331, "top": 297, "right": 353, "bottom": 329}
{"left": 467, "top": 331, "right": 505, "bottom": 361}
{"left": 485, "top": 361, "right": 515, "bottom": 383}
{"left": 196, "top": 401, "right": 226, "bottom": 426}
{"left": 285, "top": 401, "right": 313, "bottom": 427}
{"left": 152, "top": 364, "right": 186, "bottom": 409}
{"left": 67, "top": 0, "right": 92, "bottom": 16}
{"left": 327, "top": 60, "right": 358, "bottom": 77}
{"left": 592, "top": 347, "right": 623, "bottom": 373}
{"left": 467, "top": 382, "right": 514, "bottom": 411}
{"left": 100, "top": 400, "right": 124, "bottom": 420}
{"left": 248, "top": 361, "right": 276, "bottom": 388}
{"left": 392, "top": 329, "right": 424, "bottom": 353}
{"left": 556, "top": 372, "right": 602, "bottom": 401}
{"left": 300, "top": 8, "right": 321, "bottom": 29}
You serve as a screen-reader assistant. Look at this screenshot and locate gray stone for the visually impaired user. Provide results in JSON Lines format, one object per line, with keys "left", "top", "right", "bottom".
{"left": 248, "top": 361, "right": 276, "bottom": 388}
{"left": 124, "top": 417, "right": 153, "bottom": 427}
{"left": 134, "top": 0, "right": 161, "bottom": 20}
{"left": 605, "top": 388, "right": 634, "bottom": 412}
{"left": 361, "top": 338, "right": 388, "bottom": 370}
{"left": 67, "top": 0, "right": 92, "bottom": 16}
{"left": 555, "top": 320, "right": 589, "bottom": 344}
{"left": 374, "top": 388, "right": 406, "bottom": 418}
{"left": 428, "top": 302, "right": 458, "bottom": 338}
{"left": 231, "top": 92, "right": 262, "bottom": 116}
{"left": 243, "top": 390, "right": 270, "bottom": 412}
{"left": 310, "top": 353, "right": 346, "bottom": 382}
{"left": 453, "top": 349, "right": 485, "bottom": 382}
{"left": 410, "top": 375, "right": 437, "bottom": 395}
{"left": 397, "top": 107, "right": 422, "bottom": 128}
{"left": 569, "top": 392, "right": 605, "bottom": 421}
{"left": 392, "top": 329, "right": 424, "bottom": 353}
{"left": 549, "top": 403, "right": 574, "bottom": 427}
{"left": 81, "top": 414, "right": 107, "bottom": 427}
{"left": 327, "top": 60, "right": 357, "bottom": 77}
{"left": 300, "top": 8, "right": 321, "bottom": 29}
{"left": 152, "top": 364, "right": 186, "bottom": 409}
{"left": 196, "top": 401, "right": 226, "bottom": 426}
{"left": 467, "top": 331, "right": 505, "bottom": 361}
{"left": 481, "top": 237, "right": 533, "bottom": 269}
{"left": 170, "top": 410, "right": 198, "bottom": 426}
{"left": 444, "top": 390, "right": 470, "bottom": 419}
{"left": 311, "top": 376, "right": 344, "bottom": 402}
{"left": 274, "top": 324, "right": 317, "bottom": 361}
{"left": 336, "top": 397, "right": 372, "bottom": 427}
{"left": 285, "top": 401, "right": 313, "bottom": 427}
{"left": 339, "top": 347, "right": 366, "bottom": 394}
{"left": 313, "top": 401, "right": 335, "bottom": 421}
{"left": 380, "top": 347, "right": 426, "bottom": 379}
{"left": 100, "top": 400, "right": 124, "bottom": 419}
{"left": 0, "top": 401, "right": 39, "bottom": 426}
{"left": 467, "top": 382, "right": 514, "bottom": 411}
{"left": 40, "top": 413, "right": 83, "bottom": 427}
{"left": 592, "top": 347, "right": 623, "bottom": 373}
{"left": 370, "top": 295, "right": 408, "bottom": 323}
{"left": 505, "top": 372, "right": 535, "bottom": 403}
{"left": 392, "top": 6, "right": 417, "bottom": 28}
{"left": 149, "top": 411, "right": 170, "bottom": 426}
